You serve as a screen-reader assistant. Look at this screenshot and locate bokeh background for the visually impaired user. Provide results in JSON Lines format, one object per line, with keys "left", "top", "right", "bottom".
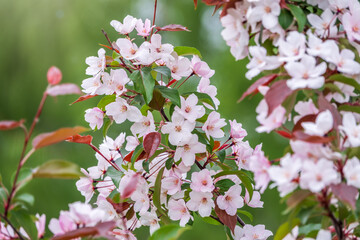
{"left": 0, "top": 0, "right": 289, "bottom": 238}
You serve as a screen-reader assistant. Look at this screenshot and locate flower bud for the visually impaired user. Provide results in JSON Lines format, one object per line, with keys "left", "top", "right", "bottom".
{"left": 47, "top": 66, "right": 62, "bottom": 85}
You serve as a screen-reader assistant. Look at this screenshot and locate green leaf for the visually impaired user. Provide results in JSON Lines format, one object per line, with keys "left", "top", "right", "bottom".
{"left": 279, "top": 9, "right": 293, "bottom": 30}
{"left": 338, "top": 104, "right": 360, "bottom": 114}
{"left": 155, "top": 85, "right": 181, "bottom": 107}
{"left": 153, "top": 66, "right": 171, "bottom": 78}
{"left": 106, "top": 166, "right": 122, "bottom": 186}
{"left": 141, "top": 67, "right": 156, "bottom": 104}
{"left": 97, "top": 95, "right": 116, "bottom": 111}
{"left": 216, "top": 149, "right": 226, "bottom": 163}
{"left": 153, "top": 167, "right": 170, "bottom": 223}
{"left": 201, "top": 216, "right": 222, "bottom": 226}
{"left": 12, "top": 210, "right": 38, "bottom": 240}
{"left": 183, "top": 92, "right": 216, "bottom": 109}
{"left": 15, "top": 193, "right": 35, "bottom": 207}
{"left": 288, "top": 4, "right": 307, "bottom": 32}
{"left": 149, "top": 88, "right": 166, "bottom": 110}
{"left": 0, "top": 187, "right": 7, "bottom": 210}
{"left": 142, "top": 159, "right": 150, "bottom": 173}
{"left": 165, "top": 158, "right": 174, "bottom": 170}
{"left": 237, "top": 209, "right": 253, "bottom": 222}
{"left": 298, "top": 223, "right": 322, "bottom": 235}
{"left": 131, "top": 144, "right": 144, "bottom": 165}
{"left": 329, "top": 74, "right": 360, "bottom": 91}
{"left": 348, "top": 147, "right": 360, "bottom": 158}
{"left": 214, "top": 170, "right": 254, "bottom": 200}
{"left": 174, "top": 46, "right": 202, "bottom": 58}
{"left": 215, "top": 179, "right": 235, "bottom": 193}
{"left": 102, "top": 118, "right": 113, "bottom": 138}
{"left": 33, "top": 160, "right": 83, "bottom": 179}
{"left": 274, "top": 218, "right": 300, "bottom": 240}
{"left": 149, "top": 224, "right": 191, "bottom": 240}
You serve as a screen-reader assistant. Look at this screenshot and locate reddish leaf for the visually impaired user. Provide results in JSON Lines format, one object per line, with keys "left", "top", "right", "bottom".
{"left": 292, "top": 114, "right": 317, "bottom": 132}
{"left": 292, "top": 131, "right": 335, "bottom": 143}
{"left": 121, "top": 173, "right": 140, "bottom": 199}
{"left": 51, "top": 221, "right": 116, "bottom": 240}
{"left": 123, "top": 151, "right": 133, "bottom": 162}
{"left": 331, "top": 183, "right": 357, "bottom": 209}
{"left": 123, "top": 150, "right": 147, "bottom": 162}
{"left": 220, "top": 0, "right": 240, "bottom": 17}
{"left": 286, "top": 190, "right": 312, "bottom": 210}
{"left": 0, "top": 119, "right": 25, "bottom": 131}
{"left": 143, "top": 132, "right": 161, "bottom": 160}
{"left": 47, "top": 66, "right": 62, "bottom": 85}
{"left": 194, "top": 0, "right": 198, "bottom": 8}
{"left": 47, "top": 83, "right": 81, "bottom": 96}
{"left": 106, "top": 198, "right": 130, "bottom": 214}
{"left": 276, "top": 130, "right": 293, "bottom": 139}
{"left": 71, "top": 94, "right": 97, "bottom": 105}
{"left": 318, "top": 94, "right": 342, "bottom": 130}
{"left": 156, "top": 24, "right": 190, "bottom": 32}
{"left": 32, "top": 126, "right": 88, "bottom": 149}
{"left": 213, "top": 141, "right": 221, "bottom": 151}
{"left": 66, "top": 134, "right": 93, "bottom": 145}
{"left": 202, "top": 0, "right": 227, "bottom": 6}
{"left": 238, "top": 74, "right": 278, "bottom": 102}
{"left": 215, "top": 201, "right": 237, "bottom": 233}
{"left": 265, "top": 80, "right": 294, "bottom": 116}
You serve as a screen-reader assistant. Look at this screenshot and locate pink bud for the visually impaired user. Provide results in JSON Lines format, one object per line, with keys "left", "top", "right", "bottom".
{"left": 47, "top": 66, "right": 62, "bottom": 85}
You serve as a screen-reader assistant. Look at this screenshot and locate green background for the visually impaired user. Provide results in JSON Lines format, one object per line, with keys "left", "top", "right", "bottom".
{"left": 0, "top": 0, "right": 288, "bottom": 238}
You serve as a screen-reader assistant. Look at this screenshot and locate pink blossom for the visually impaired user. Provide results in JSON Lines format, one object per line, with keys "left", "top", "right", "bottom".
{"left": 307, "top": 9, "right": 337, "bottom": 37}
{"left": 116, "top": 38, "right": 139, "bottom": 60}
{"left": 339, "top": 112, "right": 360, "bottom": 147}
{"left": 327, "top": 48, "right": 360, "bottom": 75}
{"left": 186, "top": 191, "right": 215, "bottom": 217}
{"left": 191, "top": 55, "right": 215, "bottom": 79}
{"left": 255, "top": 100, "right": 286, "bottom": 133}
{"left": 175, "top": 94, "right": 205, "bottom": 122}
{"left": 244, "top": 190, "right": 263, "bottom": 208}
{"left": 285, "top": 55, "right": 326, "bottom": 90}
{"left": 162, "top": 174, "right": 182, "bottom": 195}
{"left": 278, "top": 31, "right": 306, "bottom": 62}
{"left": 81, "top": 74, "right": 102, "bottom": 95}
{"left": 161, "top": 112, "right": 195, "bottom": 146}
{"left": 300, "top": 159, "right": 340, "bottom": 192}
{"left": 247, "top": 0, "right": 280, "bottom": 30}
{"left": 110, "top": 15, "right": 137, "bottom": 35}
{"left": 130, "top": 111, "right": 156, "bottom": 137}
{"left": 139, "top": 211, "right": 160, "bottom": 235}
{"left": 230, "top": 120, "right": 247, "bottom": 141}
{"left": 100, "top": 133, "right": 126, "bottom": 152}
{"left": 174, "top": 134, "right": 206, "bottom": 167}
{"left": 49, "top": 211, "right": 76, "bottom": 235}
{"left": 85, "top": 107, "right": 104, "bottom": 130}
{"left": 131, "top": 191, "right": 150, "bottom": 214}
{"left": 217, "top": 185, "right": 244, "bottom": 216}
{"left": 302, "top": 110, "right": 333, "bottom": 136}
{"left": 202, "top": 111, "right": 227, "bottom": 139}
{"left": 232, "top": 141, "right": 253, "bottom": 170}
{"left": 96, "top": 176, "right": 116, "bottom": 198}
{"left": 97, "top": 69, "right": 129, "bottom": 96}
{"left": 342, "top": 3, "right": 360, "bottom": 42}
{"left": 76, "top": 168, "right": 95, "bottom": 203}
{"left": 233, "top": 224, "right": 273, "bottom": 240}
{"left": 85, "top": 48, "right": 106, "bottom": 76}
{"left": 294, "top": 99, "right": 319, "bottom": 123}
{"left": 343, "top": 157, "right": 360, "bottom": 188}
{"left": 105, "top": 97, "right": 142, "bottom": 124}
{"left": 147, "top": 34, "right": 174, "bottom": 63}
{"left": 168, "top": 199, "right": 192, "bottom": 226}
{"left": 166, "top": 53, "right": 192, "bottom": 80}
{"left": 135, "top": 18, "right": 155, "bottom": 37}
{"left": 197, "top": 78, "right": 220, "bottom": 109}
{"left": 125, "top": 135, "right": 140, "bottom": 151}
{"left": 249, "top": 144, "right": 271, "bottom": 193}
{"left": 190, "top": 169, "right": 214, "bottom": 192}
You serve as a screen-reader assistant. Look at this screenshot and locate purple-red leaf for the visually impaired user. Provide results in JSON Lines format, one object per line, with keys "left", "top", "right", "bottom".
{"left": 51, "top": 221, "right": 116, "bottom": 240}
{"left": 32, "top": 126, "right": 88, "bottom": 149}
{"left": 156, "top": 24, "right": 190, "bottom": 32}
{"left": 318, "top": 94, "right": 342, "bottom": 130}
{"left": 106, "top": 198, "right": 130, "bottom": 214}
{"left": 143, "top": 132, "right": 161, "bottom": 160}
{"left": 47, "top": 66, "right": 62, "bottom": 85}
{"left": 331, "top": 183, "right": 357, "bottom": 209}
{"left": 238, "top": 74, "right": 278, "bottom": 102}
{"left": 66, "top": 134, "right": 93, "bottom": 145}
{"left": 265, "top": 80, "right": 293, "bottom": 116}
{"left": 275, "top": 130, "right": 293, "bottom": 139}
{"left": 121, "top": 173, "right": 140, "bottom": 200}
{"left": 292, "top": 114, "right": 317, "bottom": 133}
{"left": 215, "top": 201, "right": 237, "bottom": 233}
{"left": 194, "top": 0, "right": 198, "bottom": 8}
{"left": 0, "top": 119, "right": 25, "bottom": 131}
{"left": 47, "top": 83, "right": 81, "bottom": 97}
{"left": 292, "top": 131, "right": 335, "bottom": 143}
{"left": 71, "top": 94, "right": 97, "bottom": 105}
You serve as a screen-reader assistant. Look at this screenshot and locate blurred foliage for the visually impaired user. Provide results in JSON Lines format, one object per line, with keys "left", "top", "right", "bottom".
{"left": 0, "top": 0, "right": 287, "bottom": 238}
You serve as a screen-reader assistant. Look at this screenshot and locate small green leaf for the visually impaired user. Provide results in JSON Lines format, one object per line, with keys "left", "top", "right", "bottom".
{"left": 288, "top": 4, "right": 307, "bottom": 32}
{"left": 131, "top": 144, "right": 144, "bottom": 165}
{"left": 155, "top": 85, "right": 181, "bottom": 107}
{"left": 274, "top": 218, "right": 300, "bottom": 240}
{"left": 97, "top": 95, "right": 116, "bottom": 111}
{"left": 279, "top": 9, "right": 293, "bottom": 30}
{"left": 153, "top": 167, "right": 170, "bottom": 223}
{"left": 237, "top": 209, "right": 253, "bottom": 222}
{"left": 102, "top": 118, "right": 113, "bottom": 138}
{"left": 298, "top": 223, "right": 322, "bottom": 235}
{"left": 201, "top": 216, "right": 222, "bottom": 226}
{"left": 12, "top": 210, "right": 38, "bottom": 240}
{"left": 183, "top": 92, "right": 216, "bottom": 109}
{"left": 338, "top": 104, "right": 360, "bottom": 114}
{"left": 348, "top": 147, "right": 360, "bottom": 158}
{"left": 33, "top": 160, "right": 83, "bottom": 179}
{"left": 141, "top": 67, "right": 156, "bottom": 104}
{"left": 142, "top": 159, "right": 150, "bottom": 173}
{"left": 149, "top": 88, "right": 166, "bottom": 110}
{"left": 215, "top": 179, "right": 235, "bottom": 193}
{"left": 165, "top": 158, "right": 174, "bottom": 170}
{"left": 174, "top": 46, "right": 202, "bottom": 58}
{"left": 329, "top": 74, "right": 360, "bottom": 91}
{"left": 15, "top": 193, "right": 34, "bottom": 207}
{"left": 153, "top": 66, "right": 171, "bottom": 78}
{"left": 0, "top": 187, "right": 7, "bottom": 210}
{"left": 216, "top": 149, "right": 226, "bottom": 163}
{"left": 106, "top": 166, "right": 122, "bottom": 186}
{"left": 149, "top": 224, "right": 191, "bottom": 240}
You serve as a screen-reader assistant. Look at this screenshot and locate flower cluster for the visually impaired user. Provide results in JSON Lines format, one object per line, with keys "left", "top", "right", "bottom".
{"left": 218, "top": 0, "right": 360, "bottom": 238}
{"left": 48, "top": 15, "right": 272, "bottom": 239}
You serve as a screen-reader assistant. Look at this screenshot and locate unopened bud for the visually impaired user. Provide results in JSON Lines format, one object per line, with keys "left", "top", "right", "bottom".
{"left": 47, "top": 66, "right": 62, "bottom": 85}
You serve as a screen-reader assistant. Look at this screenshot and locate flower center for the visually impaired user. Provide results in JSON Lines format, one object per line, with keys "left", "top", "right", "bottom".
{"left": 175, "top": 125, "right": 182, "bottom": 132}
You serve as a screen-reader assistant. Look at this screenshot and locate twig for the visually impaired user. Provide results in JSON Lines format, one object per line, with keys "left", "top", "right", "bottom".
{"left": 150, "top": 0, "right": 158, "bottom": 36}
{"left": 0, "top": 213, "right": 25, "bottom": 240}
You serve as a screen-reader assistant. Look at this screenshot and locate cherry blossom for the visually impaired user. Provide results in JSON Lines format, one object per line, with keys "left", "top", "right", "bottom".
{"left": 233, "top": 224, "right": 273, "bottom": 240}
{"left": 84, "top": 107, "right": 104, "bottom": 130}
{"left": 161, "top": 112, "right": 195, "bottom": 146}
{"left": 130, "top": 111, "right": 155, "bottom": 137}
{"left": 186, "top": 191, "right": 214, "bottom": 217}
{"left": 135, "top": 18, "right": 154, "bottom": 37}
{"left": 302, "top": 110, "right": 333, "bottom": 136}
{"left": 81, "top": 74, "right": 102, "bottom": 95}
{"left": 343, "top": 157, "right": 360, "bottom": 188}
{"left": 342, "top": 2, "right": 360, "bottom": 42}
{"left": 139, "top": 211, "right": 160, "bottom": 235}
{"left": 247, "top": 0, "right": 280, "bottom": 30}
{"left": 111, "top": 15, "right": 137, "bottom": 35}
{"left": 168, "top": 199, "right": 192, "bottom": 227}
{"left": 175, "top": 94, "right": 205, "bottom": 122}
{"left": 98, "top": 69, "right": 129, "bottom": 96}
{"left": 278, "top": 31, "right": 306, "bottom": 62}
{"left": 339, "top": 112, "right": 360, "bottom": 147}
{"left": 174, "top": 134, "right": 206, "bottom": 166}
{"left": 85, "top": 48, "right": 106, "bottom": 76}
{"left": 217, "top": 185, "right": 244, "bottom": 216}
{"left": 105, "top": 97, "right": 141, "bottom": 124}
{"left": 197, "top": 78, "right": 220, "bottom": 109}
{"left": 191, "top": 55, "right": 215, "bottom": 79}
{"left": 166, "top": 53, "right": 192, "bottom": 80}
{"left": 202, "top": 111, "right": 226, "bottom": 139}
{"left": 307, "top": 9, "right": 337, "bottom": 37}
{"left": 190, "top": 169, "right": 214, "bottom": 192}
